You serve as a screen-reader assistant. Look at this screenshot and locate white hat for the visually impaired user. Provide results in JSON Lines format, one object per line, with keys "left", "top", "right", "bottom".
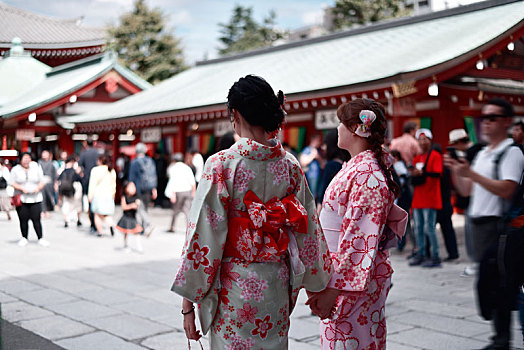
{"left": 415, "top": 128, "right": 433, "bottom": 140}
{"left": 448, "top": 129, "right": 469, "bottom": 144}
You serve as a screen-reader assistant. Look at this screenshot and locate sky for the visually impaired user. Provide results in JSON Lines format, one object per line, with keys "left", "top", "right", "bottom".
{"left": 3, "top": 0, "right": 484, "bottom": 64}
{"left": 3, "top": 0, "right": 330, "bottom": 64}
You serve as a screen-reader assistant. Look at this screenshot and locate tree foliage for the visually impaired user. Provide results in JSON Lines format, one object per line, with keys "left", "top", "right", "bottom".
{"left": 108, "top": 0, "right": 186, "bottom": 84}
{"left": 218, "top": 5, "right": 285, "bottom": 56}
{"left": 331, "top": 0, "right": 411, "bottom": 31}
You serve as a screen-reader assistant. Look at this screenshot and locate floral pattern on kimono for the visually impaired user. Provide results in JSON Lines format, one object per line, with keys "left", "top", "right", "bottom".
{"left": 172, "top": 138, "right": 333, "bottom": 349}
{"left": 319, "top": 150, "right": 395, "bottom": 350}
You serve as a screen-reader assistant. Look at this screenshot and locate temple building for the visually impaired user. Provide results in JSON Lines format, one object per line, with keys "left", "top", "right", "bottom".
{"left": 0, "top": 43, "right": 150, "bottom": 156}
{"left": 63, "top": 0, "right": 523, "bottom": 156}
{"left": 0, "top": 2, "right": 106, "bottom": 67}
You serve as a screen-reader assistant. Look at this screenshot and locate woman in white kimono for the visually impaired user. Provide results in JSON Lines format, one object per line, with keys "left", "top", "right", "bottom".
{"left": 172, "top": 75, "right": 333, "bottom": 349}
{"left": 308, "top": 99, "right": 407, "bottom": 349}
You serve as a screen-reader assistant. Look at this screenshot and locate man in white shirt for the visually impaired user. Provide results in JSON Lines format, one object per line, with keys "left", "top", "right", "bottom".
{"left": 165, "top": 153, "right": 196, "bottom": 232}
{"left": 445, "top": 98, "right": 524, "bottom": 350}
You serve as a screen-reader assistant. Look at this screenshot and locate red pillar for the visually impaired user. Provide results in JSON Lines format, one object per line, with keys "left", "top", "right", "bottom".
{"left": 112, "top": 130, "right": 119, "bottom": 169}
{"left": 175, "top": 122, "right": 187, "bottom": 154}
{"left": 21, "top": 140, "right": 29, "bottom": 153}
{"left": 57, "top": 130, "right": 75, "bottom": 155}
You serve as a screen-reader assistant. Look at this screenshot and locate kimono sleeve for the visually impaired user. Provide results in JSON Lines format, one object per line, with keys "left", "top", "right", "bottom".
{"left": 293, "top": 165, "right": 333, "bottom": 292}
{"left": 328, "top": 178, "right": 388, "bottom": 292}
{"left": 171, "top": 157, "right": 229, "bottom": 304}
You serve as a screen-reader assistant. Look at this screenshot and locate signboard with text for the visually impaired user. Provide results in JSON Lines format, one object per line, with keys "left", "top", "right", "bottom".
{"left": 15, "top": 129, "right": 35, "bottom": 141}
{"left": 141, "top": 127, "right": 161, "bottom": 143}
{"left": 315, "top": 110, "right": 338, "bottom": 130}
{"left": 214, "top": 120, "right": 233, "bottom": 137}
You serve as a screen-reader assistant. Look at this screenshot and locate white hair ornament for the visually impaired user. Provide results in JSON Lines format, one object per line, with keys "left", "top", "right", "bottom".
{"left": 354, "top": 110, "right": 376, "bottom": 138}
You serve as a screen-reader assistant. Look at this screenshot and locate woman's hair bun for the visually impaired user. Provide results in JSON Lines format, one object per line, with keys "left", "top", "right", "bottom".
{"left": 277, "top": 90, "right": 285, "bottom": 106}
{"left": 227, "top": 75, "right": 286, "bottom": 133}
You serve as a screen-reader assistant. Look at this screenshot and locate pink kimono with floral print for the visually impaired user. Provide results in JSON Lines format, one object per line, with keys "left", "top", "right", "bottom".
{"left": 319, "top": 150, "right": 396, "bottom": 350}
{"left": 172, "top": 138, "right": 332, "bottom": 349}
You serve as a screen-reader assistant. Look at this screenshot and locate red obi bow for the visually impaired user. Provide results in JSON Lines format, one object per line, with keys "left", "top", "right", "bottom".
{"left": 225, "top": 191, "right": 308, "bottom": 262}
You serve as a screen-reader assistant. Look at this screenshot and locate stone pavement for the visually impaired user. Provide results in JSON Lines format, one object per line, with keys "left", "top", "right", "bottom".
{"left": 0, "top": 207, "right": 522, "bottom": 350}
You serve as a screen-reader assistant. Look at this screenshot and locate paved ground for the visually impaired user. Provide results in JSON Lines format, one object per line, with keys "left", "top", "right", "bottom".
{"left": 0, "top": 207, "right": 522, "bottom": 350}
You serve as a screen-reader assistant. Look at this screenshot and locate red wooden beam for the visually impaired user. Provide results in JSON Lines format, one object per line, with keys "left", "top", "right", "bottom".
{"left": 461, "top": 67, "right": 524, "bottom": 80}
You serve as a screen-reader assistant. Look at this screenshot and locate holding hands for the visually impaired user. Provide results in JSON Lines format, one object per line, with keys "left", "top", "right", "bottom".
{"left": 306, "top": 288, "right": 339, "bottom": 320}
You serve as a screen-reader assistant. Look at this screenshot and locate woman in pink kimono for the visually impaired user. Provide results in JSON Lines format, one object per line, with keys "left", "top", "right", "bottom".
{"left": 172, "top": 75, "right": 333, "bottom": 349}
{"left": 307, "top": 98, "right": 406, "bottom": 349}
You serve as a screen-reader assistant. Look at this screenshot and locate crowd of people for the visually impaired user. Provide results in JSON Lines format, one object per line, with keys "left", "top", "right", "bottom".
{"left": 0, "top": 138, "right": 206, "bottom": 253}
{"left": 1, "top": 74, "right": 523, "bottom": 349}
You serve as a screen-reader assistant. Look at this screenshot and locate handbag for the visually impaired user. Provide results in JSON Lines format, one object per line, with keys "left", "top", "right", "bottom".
{"left": 411, "top": 148, "right": 432, "bottom": 186}
{"left": 11, "top": 193, "right": 22, "bottom": 207}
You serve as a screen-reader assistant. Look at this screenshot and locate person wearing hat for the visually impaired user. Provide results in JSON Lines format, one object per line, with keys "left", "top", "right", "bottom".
{"left": 445, "top": 98, "right": 524, "bottom": 350}
{"left": 164, "top": 153, "right": 196, "bottom": 232}
{"left": 409, "top": 128, "right": 443, "bottom": 268}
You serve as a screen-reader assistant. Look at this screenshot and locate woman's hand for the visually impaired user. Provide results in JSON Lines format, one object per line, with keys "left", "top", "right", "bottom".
{"left": 182, "top": 299, "right": 202, "bottom": 340}
{"left": 306, "top": 288, "right": 339, "bottom": 320}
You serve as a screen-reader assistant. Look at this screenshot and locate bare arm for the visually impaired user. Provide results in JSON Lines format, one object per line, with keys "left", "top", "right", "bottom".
{"left": 299, "top": 148, "right": 317, "bottom": 168}
{"left": 120, "top": 196, "right": 138, "bottom": 210}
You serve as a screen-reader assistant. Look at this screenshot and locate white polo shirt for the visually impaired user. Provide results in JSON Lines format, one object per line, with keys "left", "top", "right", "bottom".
{"left": 469, "top": 138, "right": 524, "bottom": 218}
{"left": 165, "top": 162, "right": 196, "bottom": 197}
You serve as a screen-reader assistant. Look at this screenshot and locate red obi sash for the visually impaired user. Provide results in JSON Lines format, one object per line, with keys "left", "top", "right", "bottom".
{"left": 225, "top": 190, "right": 308, "bottom": 262}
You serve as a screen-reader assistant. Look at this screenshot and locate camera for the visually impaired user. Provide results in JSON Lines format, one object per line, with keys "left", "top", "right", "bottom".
{"left": 446, "top": 147, "right": 459, "bottom": 160}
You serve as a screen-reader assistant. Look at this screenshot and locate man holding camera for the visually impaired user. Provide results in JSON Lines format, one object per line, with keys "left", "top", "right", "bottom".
{"left": 445, "top": 98, "right": 524, "bottom": 350}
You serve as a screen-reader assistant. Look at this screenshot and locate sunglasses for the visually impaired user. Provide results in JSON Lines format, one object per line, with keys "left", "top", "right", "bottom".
{"left": 479, "top": 114, "right": 505, "bottom": 122}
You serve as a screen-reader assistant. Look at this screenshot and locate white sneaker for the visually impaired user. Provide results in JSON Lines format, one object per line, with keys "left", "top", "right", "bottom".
{"left": 17, "top": 238, "right": 28, "bottom": 247}
{"left": 461, "top": 264, "right": 477, "bottom": 277}
{"left": 37, "top": 239, "right": 50, "bottom": 247}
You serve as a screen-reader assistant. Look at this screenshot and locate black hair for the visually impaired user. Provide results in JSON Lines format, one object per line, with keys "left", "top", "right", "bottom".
{"left": 216, "top": 131, "right": 236, "bottom": 152}
{"left": 486, "top": 98, "right": 514, "bottom": 117}
{"left": 390, "top": 150, "right": 402, "bottom": 161}
{"left": 227, "top": 75, "right": 285, "bottom": 133}
{"left": 66, "top": 155, "right": 76, "bottom": 163}
{"left": 324, "top": 129, "right": 350, "bottom": 162}
{"left": 19, "top": 152, "right": 33, "bottom": 162}
{"left": 98, "top": 153, "right": 113, "bottom": 172}
{"left": 402, "top": 121, "right": 418, "bottom": 134}
{"left": 514, "top": 121, "right": 524, "bottom": 130}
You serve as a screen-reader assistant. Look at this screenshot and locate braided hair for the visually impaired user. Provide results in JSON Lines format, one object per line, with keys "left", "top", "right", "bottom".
{"left": 227, "top": 75, "right": 285, "bottom": 133}
{"left": 337, "top": 98, "right": 400, "bottom": 198}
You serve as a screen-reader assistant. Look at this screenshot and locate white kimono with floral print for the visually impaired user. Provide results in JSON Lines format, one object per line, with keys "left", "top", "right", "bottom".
{"left": 172, "top": 138, "right": 332, "bottom": 349}
{"left": 319, "top": 150, "right": 396, "bottom": 350}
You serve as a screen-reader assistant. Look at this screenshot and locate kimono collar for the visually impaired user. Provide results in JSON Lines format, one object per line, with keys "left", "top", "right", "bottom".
{"left": 347, "top": 149, "right": 394, "bottom": 168}
{"left": 231, "top": 137, "right": 286, "bottom": 161}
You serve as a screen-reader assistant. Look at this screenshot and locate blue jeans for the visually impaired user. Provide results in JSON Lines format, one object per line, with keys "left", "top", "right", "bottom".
{"left": 413, "top": 208, "right": 439, "bottom": 259}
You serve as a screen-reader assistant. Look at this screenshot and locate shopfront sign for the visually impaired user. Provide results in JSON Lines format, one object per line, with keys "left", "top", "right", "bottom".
{"left": 141, "top": 127, "right": 161, "bottom": 142}
{"left": 315, "top": 110, "right": 338, "bottom": 130}
{"left": 15, "top": 129, "right": 35, "bottom": 141}
{"left": 214, "top": 120, "right": 233, "bottom": 137}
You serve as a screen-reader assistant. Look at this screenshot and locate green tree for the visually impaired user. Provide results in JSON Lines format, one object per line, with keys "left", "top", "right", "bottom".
{"left": 330, "top": 0, "right": 411, "bottom": 31}
{"left": 108, "top": 0, "right": 186, "bottom": 84}
{"left": 218, "top": 5, "right": 285, "bottom": 56}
